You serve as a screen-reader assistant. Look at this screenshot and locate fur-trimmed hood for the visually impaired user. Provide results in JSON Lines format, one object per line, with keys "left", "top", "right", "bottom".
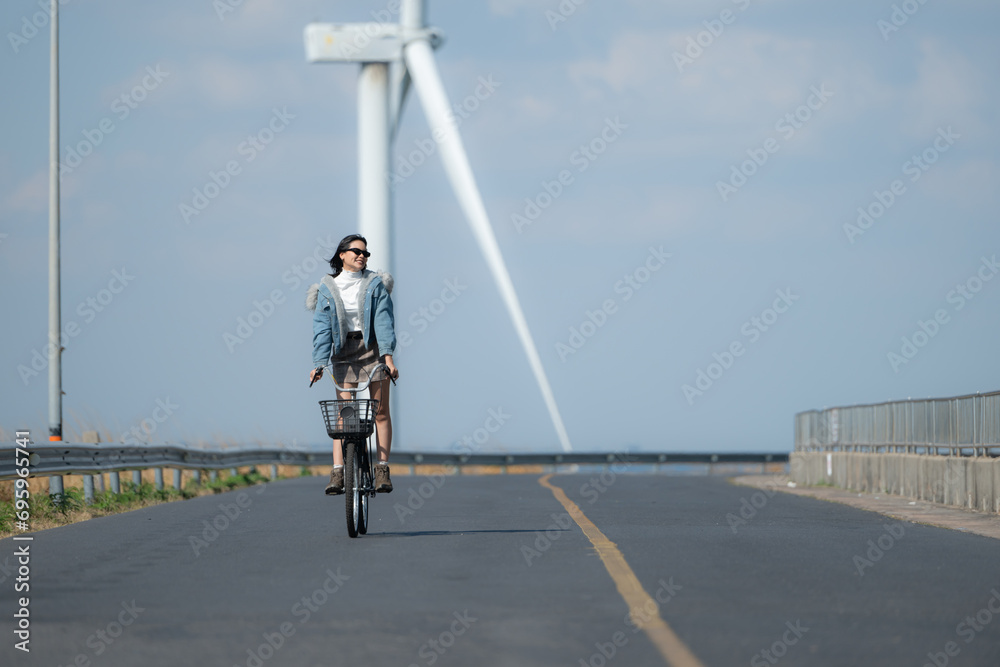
{"left": 305, "top": 269, "right": 393, "bottom": 311}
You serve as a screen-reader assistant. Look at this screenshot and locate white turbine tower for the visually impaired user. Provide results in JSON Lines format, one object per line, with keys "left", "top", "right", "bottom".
{"left": 304, "top": 0, "right": 573, "bottom": 452}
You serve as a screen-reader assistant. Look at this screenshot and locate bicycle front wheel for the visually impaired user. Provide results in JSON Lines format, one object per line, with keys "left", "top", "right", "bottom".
{"left": 345, "top": 440, "right": 360, "bottom": 538}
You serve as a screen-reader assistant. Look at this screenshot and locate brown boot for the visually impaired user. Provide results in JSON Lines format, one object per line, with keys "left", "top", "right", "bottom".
{"left": 324, "top": 466, "right": 344, "bottom": 495}
{"left": 374, "top": 463, "right": 393, "bottom": 493}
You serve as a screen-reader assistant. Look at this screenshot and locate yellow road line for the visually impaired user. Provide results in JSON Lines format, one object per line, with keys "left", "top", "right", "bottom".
{"left": 538, "top": 474, "right": 705, "bottom": 667}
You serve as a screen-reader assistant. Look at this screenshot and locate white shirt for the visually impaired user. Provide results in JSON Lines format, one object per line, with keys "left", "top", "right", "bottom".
{"left": 334, "top": 269, "right": 364, "bottom": 332}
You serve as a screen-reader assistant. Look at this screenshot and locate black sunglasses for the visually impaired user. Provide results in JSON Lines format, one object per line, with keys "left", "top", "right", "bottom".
{"left": 344, "top": 248, "right": 370, "bottom": 257}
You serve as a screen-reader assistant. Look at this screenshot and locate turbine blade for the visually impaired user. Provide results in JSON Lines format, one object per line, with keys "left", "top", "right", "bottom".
{"left": 403, "top": 39, "right": 573, "bottom": 452}
{"left": 389, "top": 60, "right": 410, "bottom": 143}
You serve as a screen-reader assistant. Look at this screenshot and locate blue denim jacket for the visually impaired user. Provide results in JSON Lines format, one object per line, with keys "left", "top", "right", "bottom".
{"left": 306, "top": 270, "right": 396, "bottom": 368}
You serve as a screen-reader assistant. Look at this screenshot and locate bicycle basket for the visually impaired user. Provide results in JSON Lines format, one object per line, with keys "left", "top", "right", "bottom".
{"left": 320, "top": 399, "right": 379, "bottom": 438}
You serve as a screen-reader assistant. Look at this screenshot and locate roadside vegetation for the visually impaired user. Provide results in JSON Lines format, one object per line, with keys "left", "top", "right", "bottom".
{"left": 0, "top": 467, "right": 313, "bottom": 538}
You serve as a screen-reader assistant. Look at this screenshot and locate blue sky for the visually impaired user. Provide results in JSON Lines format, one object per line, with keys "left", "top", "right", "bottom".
{"left": 1, "top": 0, "right": 998, "bottom": 453}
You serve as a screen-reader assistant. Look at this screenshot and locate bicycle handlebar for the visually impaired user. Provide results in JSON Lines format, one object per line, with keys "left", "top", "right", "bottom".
{"left": 319, "top": 362, "right": 393, "bottom": 394}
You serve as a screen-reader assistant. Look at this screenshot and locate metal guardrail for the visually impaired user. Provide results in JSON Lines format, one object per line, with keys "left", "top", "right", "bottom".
{"left": 0, "top": 442, "right": 787, "bottom": 481}
{"left": 794, "top": 390, "right": 1000, "bottom": 456}
{"left": 0, "top": 443, "right": 327, "bottom": 481}
{"left": 392, "top": 452, "right": 786, "bottom": 466}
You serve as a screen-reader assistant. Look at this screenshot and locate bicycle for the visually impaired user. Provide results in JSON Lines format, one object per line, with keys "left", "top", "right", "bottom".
{"left": 313, "top": 362, "right": 391, "bottom": 538}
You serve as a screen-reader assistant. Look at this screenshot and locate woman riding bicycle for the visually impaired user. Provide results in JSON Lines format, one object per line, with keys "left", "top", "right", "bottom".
{"left": 307, "top": 234, "right": 399, "bottom": 495}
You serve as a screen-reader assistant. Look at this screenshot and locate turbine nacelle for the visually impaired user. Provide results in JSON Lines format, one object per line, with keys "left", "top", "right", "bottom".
{"left": 303, "top": 23, "right": 443, "bottom": 63}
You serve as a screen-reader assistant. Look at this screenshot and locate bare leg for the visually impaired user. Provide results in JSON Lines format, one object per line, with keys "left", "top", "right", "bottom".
{"left": 331, "top": 382, "right": 357, "bottom": 466}
{"left": 369, "top": 378, "right": 392, "bottom": 462}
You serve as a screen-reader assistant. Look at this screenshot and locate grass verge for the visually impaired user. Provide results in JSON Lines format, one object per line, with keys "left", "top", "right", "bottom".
{"left": 0, "top": 468, "right": 305, "bottom": 539}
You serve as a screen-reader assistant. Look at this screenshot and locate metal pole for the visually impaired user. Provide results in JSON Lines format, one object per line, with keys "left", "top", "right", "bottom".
{"left": 48, "top": 0, "right": 63, "bottom": 497}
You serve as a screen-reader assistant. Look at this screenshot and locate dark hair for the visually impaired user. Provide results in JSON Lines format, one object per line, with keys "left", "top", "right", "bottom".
{"left": 329, "top": 234, "right": 367, "bottom": 277}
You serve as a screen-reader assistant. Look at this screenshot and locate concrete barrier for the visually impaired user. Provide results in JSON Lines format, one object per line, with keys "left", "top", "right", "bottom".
{"left": 790, "top": 452, "right": 999, "bottom": 515}
{"left": 995, "top": 461, "right": 1000, "bottom": 514}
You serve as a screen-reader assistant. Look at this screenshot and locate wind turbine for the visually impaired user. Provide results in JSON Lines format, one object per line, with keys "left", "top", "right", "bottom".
{"left": 304, "top": 0, "right": 573, "bottom": 452}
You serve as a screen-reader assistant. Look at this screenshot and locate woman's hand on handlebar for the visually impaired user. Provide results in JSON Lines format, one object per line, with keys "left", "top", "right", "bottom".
{"left": 309, "top": 367, "right": 324, "bottom": 386}
{"left": 383, "top": 355, "right": 399, "bottom": 381}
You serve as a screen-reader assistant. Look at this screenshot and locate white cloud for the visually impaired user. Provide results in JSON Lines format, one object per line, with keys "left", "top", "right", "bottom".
{"left": 917, "top": 157, "right": 1000, "bottom": 212}
{"left": 94, "top": 61, "right": 180, "bottom": 111}
{"left": 568, "top": 26, "right": 841, "bottom": 122}
{"left": 628, "top": 185, "right": 713, "bottom": 239}
{"left": 185, "top": 57, "right": 306, "bottom": 109}
{"left": 568, "top": 29, "right": 666, "bottom": 96}
{"left": 3, "top": 169, "right": 48, "bottom": 213}
{"left": 566, "top": 25, "right": 970, "bottom": 164}
{"left": 489, "top": 0, "right": 549, "bottom": 16}
{"left": 512, "top": 93, "right": 558, "bottom": 122}
{"left": 114, "top": 150, "right": 158, "bottom": 172}
{"left": 565, "top": 28, "right": 848, "bottom": 166}
{"left": 900, "top": 38, "right": 990, "bottom": 140}
{"left": 147, "top": 0, "right": 325, "bottom": 49}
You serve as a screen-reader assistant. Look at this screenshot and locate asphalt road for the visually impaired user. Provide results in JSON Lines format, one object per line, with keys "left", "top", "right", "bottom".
{"left": 2, "top": 474, "right": 999, "bottom": 667}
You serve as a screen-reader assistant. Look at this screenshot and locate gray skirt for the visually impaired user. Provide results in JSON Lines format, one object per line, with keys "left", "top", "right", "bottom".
{"left": 330, "top": 333, "right": 385, "bottom": 385}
